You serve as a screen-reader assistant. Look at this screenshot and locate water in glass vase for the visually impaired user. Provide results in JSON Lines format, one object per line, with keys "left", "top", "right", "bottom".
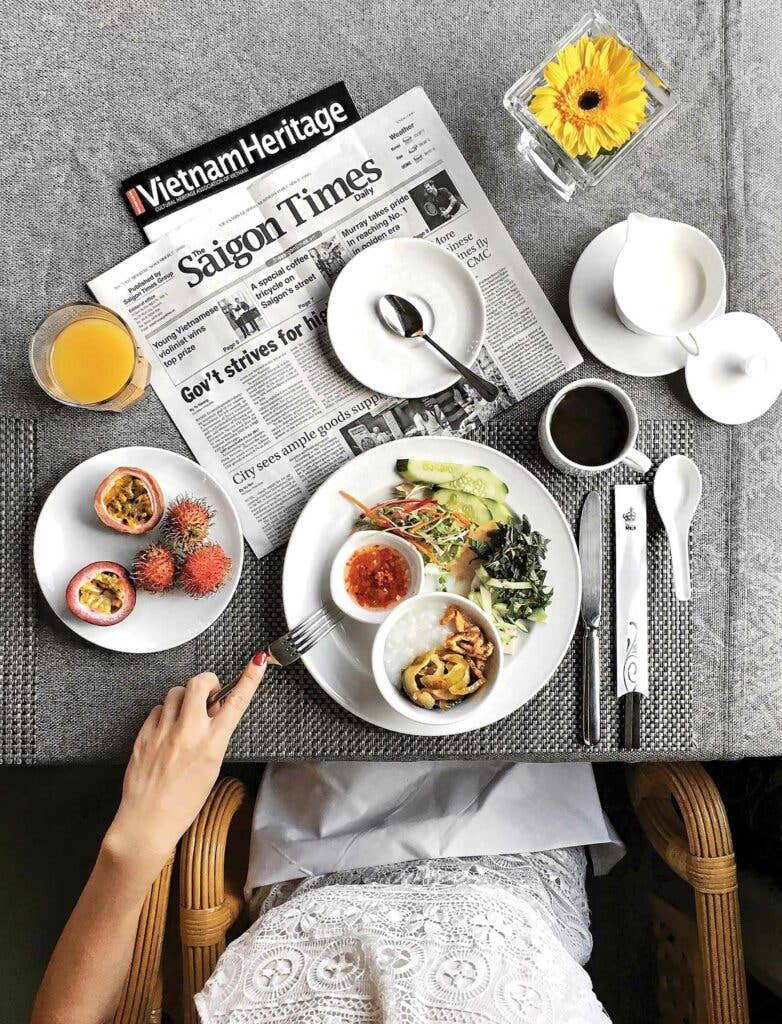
{"left": 50, "top": 317, "right": 136, "bottom": 404}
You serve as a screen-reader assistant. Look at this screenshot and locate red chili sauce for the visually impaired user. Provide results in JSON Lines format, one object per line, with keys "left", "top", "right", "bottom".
{"left": 345, "top": 544, "right": 411, "bottom": 610}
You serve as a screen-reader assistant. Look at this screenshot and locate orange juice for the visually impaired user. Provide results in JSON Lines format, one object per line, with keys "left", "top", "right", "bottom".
{"left": 50, "top": 317, "right": 136, "bottom": 404}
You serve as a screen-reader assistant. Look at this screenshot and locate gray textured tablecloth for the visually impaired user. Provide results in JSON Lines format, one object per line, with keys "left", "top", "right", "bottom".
{"left": 2, "top": 0, "right": 780, "bottom": 763}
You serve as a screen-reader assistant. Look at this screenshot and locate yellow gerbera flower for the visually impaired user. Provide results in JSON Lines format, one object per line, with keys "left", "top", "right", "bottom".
{"left": 529, "top": 35, "right": 648, "bottom": 159}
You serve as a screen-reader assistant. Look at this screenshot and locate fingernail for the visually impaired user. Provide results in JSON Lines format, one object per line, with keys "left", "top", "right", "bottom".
{"left": 252, "top": 650, "right": 268, "bottom": 666}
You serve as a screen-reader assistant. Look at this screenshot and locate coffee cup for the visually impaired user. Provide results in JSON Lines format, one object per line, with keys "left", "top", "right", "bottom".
{"left": 612, "top": 213, "right": 726, "bottom": 355}
{"left": 538, "top": 378, "right": 652, "bottom": 476}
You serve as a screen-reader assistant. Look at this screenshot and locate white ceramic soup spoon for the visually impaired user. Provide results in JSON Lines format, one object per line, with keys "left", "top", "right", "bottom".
{"left": 653, "top": 455, "right": 702, "bottom": 601}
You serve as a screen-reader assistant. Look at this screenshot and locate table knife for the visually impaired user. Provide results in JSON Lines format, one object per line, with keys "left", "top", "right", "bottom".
{"left": 579, "top": 491, "right": 602, "bottom": 745}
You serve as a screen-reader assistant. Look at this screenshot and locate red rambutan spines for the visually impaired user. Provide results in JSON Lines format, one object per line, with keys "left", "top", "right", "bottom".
{"left": 177, "top": 543, "right": 232, "bottom": 597}
{"left": 132, "top": 542, "right": 177, "bottom": 594}
{"left": 163, "top": 495, "right": 214, "bottom": 553}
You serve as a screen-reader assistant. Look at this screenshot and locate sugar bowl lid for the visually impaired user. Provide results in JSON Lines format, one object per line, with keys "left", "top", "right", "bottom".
{"left": 685, "top": 312, "right": 782, "bottom": 424}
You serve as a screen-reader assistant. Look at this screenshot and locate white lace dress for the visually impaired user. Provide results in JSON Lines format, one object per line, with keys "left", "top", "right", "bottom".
{"left": 195, "top": 848, "right": 610, "bottom": 1023}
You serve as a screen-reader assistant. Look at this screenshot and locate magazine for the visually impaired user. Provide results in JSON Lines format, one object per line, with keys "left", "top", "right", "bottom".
{"left": 122, "top": 82, "right": 360, "bottom": 240}
{"left": 91, "top": 88, "right": 582, "bottom": 559}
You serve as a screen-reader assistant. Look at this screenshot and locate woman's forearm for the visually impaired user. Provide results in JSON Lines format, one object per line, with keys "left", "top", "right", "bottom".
{"left": 31, "top": 657, "right": 266, "bottom": 1024}
{"left": 31, "top": 832, "right": 166, "bottom": 1024}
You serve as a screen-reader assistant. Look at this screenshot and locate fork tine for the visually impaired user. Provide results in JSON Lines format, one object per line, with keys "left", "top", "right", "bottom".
{"left": 285, "top": 603, "right": 336, "bottom": 642}
{"left": 296, "top": 615, "right": 341, "bottom": 655}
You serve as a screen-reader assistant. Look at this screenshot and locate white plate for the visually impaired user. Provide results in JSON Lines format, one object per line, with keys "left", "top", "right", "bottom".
{"left": 282, "top": 436, "right": 581, "bottom": 735}
{"left": 34, "top": 446, "right": 243, "bottom": 654}
{"left": 569, "top": 221, "right": 726, "bottom": 378}
{"left": 327, "top": 237, "right": 486, "bottom": 398}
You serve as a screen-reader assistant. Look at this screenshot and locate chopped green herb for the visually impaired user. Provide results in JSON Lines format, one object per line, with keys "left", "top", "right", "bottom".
{"left": 468, "top": 517, "right": 553, "bottom": 647}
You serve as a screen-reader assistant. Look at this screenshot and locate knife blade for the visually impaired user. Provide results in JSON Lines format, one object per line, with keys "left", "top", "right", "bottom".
{"left": 578, "top": 492, "right": 603, "bottom": 745}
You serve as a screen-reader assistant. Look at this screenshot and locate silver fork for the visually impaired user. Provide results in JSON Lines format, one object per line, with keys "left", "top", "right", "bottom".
{"left": 206, "top": 602, "right": 344, "bottom": 707}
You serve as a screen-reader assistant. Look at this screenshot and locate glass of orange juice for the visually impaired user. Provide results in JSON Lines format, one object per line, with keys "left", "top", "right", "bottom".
{"left": 30, "top": 303, "right": 150, "bottom": 412}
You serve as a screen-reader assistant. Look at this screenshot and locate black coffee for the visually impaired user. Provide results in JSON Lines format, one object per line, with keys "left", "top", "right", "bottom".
{"left": 550, "top": 386, "right": 630, "bottom": 466}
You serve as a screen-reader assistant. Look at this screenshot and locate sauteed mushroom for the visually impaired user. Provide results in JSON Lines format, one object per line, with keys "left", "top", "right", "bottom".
{"left": 400, "top": 605, "right": 494, "bottom": 712}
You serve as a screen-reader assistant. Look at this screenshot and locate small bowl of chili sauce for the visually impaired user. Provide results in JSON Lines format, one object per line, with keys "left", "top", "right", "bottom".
{"left": 330, "top": 530, "right": 424, "bottom": 624}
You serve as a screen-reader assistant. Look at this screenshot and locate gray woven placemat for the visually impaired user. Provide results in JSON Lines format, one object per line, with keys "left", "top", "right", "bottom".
{"left": 1, "top": 418, "right": 37, "bottom": 764}
{"left": 204, "top": 414, "right": 695, "bottom": 760}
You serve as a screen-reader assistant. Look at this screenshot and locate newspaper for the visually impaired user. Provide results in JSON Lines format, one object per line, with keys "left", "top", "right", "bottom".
{"left": 90, "top": 88, "right": 581, "bottom": 559}
{"left": 122, "top": 82, "right": 360, "bottom": 241}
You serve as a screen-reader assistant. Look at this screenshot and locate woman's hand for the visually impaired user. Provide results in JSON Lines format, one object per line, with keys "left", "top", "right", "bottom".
{"left": 103, "top": 652, "right": 268, "bottom": 883}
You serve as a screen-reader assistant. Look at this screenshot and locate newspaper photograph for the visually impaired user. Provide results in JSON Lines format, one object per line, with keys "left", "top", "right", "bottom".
{"left": 90, "top": 88, "right": 582, "bottom": 558}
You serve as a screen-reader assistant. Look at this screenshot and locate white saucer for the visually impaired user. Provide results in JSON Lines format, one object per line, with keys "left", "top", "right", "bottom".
{"left": 685, "top": 312, "right": 782, "bottom": 424}
{"left": 569, "top": 221, "right": 727, "bottom": 377}
{"left": 327, "top": 237, "right": 486, "bottom": 398}
{"left": 34, "top": 446, "right": 243, "bottom": 654}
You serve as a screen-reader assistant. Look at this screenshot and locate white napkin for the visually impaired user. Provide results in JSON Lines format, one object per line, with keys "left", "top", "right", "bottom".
{"left": 245, "top": 761, "right": 624, "bottom": 896}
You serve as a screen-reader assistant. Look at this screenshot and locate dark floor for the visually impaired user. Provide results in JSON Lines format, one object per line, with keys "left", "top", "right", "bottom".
{"left": 0, "top": 765, "right": 125, "bottom": 1023}
{"left": 0, "top": 761, "right": 778, "bottom": 1023}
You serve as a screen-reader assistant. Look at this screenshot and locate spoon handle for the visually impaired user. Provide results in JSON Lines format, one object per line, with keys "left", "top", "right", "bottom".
{"left": 421, "top": 333, "right": 500, "bottom": 403}
{"left": 669, "top": 529, "right": 691, "bottom": 601}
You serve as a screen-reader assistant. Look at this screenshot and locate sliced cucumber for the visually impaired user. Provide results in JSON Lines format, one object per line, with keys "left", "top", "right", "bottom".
{"left": 395, "top": 458, "right": 463, "bottom": 485}
{"left": 448, "top": 466, "right": 508, "bottom": 502}
{"left": 432, "top": 488, "right": 493, "bottom": 524}
{"left": 483, "top": 497, "right": 514, "bottom": 524}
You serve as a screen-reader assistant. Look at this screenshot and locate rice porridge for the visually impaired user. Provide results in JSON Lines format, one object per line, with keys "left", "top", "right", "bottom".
{"left": 383, "top": 600, "right": 452, "bottom": 684}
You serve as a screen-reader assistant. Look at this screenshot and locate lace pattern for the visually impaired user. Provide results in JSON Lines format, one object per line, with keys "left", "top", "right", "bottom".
{"left": 196, "top": 849, "right": 610, "bottom": 1024}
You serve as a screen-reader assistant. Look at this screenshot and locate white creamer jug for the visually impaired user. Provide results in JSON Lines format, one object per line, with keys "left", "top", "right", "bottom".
{"left": 612, "top": 212, "right": 726, "bottom": 354}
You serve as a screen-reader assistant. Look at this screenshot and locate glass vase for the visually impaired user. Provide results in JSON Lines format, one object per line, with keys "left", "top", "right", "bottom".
{"left": 504, "top": 10, "right": 677, "bottom": 201}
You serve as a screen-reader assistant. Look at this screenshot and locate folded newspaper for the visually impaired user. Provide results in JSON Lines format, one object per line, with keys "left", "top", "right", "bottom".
{"left": 123, "top": 82, "right": 360, "bottom": 240}
{"left": 90, "top": 88, "right": 581, "bottom": 558}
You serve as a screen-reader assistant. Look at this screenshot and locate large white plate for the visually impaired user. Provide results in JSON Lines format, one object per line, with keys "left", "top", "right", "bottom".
{"left": 34, "top": 446, "right": 243, "bottom": 654}
{"left": 283, "top": 436, "right": 581, "bottom": 735}
{"left": 327, "top": 238, "right": 486, "bottom": 398}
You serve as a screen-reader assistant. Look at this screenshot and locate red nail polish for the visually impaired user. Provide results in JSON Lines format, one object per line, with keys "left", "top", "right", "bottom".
{"left": 252, "top": 650, "right": 268, "bottom": 666}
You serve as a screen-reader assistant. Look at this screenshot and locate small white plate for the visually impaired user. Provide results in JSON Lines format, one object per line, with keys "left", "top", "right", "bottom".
{"left": 34, "top": 446, "right": 243, "bottom": 654}
{"left": 569, "top": 221, "right": 727, "bottom": 378}
{"left": 283, "top": 435, "right": 581, "bottom": 736}
{"left": 327, "top": 237, "right": 486, "bottom": 398}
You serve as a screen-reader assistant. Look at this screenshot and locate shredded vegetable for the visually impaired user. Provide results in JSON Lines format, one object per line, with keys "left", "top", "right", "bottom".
{"left": 340, "top": 491, "right": 471, "bottom": 569}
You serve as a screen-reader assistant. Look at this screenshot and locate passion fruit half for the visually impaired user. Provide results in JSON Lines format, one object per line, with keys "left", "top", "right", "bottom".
{"left": 66, "top": 561, "right": 136, "bottom": 626}
{"left": 94, "top": 467, "right": 164, "bottom": 535}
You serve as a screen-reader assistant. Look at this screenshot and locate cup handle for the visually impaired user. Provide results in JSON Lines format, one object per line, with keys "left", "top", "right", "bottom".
{"left": 622, "top": 448, "right": 652, "bottom": 474}
{"left": 677, "top": 332, "right": 699, "bottom": 356}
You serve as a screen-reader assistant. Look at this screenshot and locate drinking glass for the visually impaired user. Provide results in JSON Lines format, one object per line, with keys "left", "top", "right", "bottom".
{"left": 30, "top": 302, "right": 150, "bottom": 412}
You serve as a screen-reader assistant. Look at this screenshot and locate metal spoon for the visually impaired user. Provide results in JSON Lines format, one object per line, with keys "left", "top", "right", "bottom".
{"left": 653, "top": 455, "right": 702, "bottom": 601}
{"left": 377, "top": 294, "right": 500, "bottom": 402}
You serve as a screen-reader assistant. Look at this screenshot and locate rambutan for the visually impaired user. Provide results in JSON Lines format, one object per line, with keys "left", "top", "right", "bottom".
{"left": 132, "top": 542, "right": 177, "bottom": 594}
{"left": 178, "top": 543, "right": 232, "bottom": 598}
{"left": 163, "top": 495, "right": 214, "bottom": 552}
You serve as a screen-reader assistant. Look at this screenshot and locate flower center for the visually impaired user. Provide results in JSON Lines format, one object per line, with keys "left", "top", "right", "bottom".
{"left": 578, "top": 90, "right": 601, "bottom": 110}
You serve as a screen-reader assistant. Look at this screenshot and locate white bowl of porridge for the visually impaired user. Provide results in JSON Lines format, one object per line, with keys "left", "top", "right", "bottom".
{"left": 371, "top": 592, "right": 503, "bottom": 726}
